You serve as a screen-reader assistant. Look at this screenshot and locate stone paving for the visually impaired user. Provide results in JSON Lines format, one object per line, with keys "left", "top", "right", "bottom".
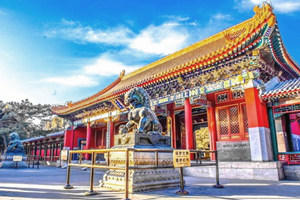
{"left": 0, "top": 165, "right": 299, "bottom": 199}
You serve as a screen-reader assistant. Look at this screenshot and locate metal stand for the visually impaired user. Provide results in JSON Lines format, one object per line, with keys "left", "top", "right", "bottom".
{"left": 64, "top": 152, "right": 74, "bottom": 189}
{"left": 123, "top": 149, "right": 130, "bottom": 200}
{"left": 84, "top": 152, "right": 97, "bottom": 196}
{"left": 37, "top": 158, "right": 40, "bottom": 169}
{"left": 176, "top": 167, "right": 189, "bottom": 195}
{"left": 213, "top": 151, "right": 223, "bottom": 189}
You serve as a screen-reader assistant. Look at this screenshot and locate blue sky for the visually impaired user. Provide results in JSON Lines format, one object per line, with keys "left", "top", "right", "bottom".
{"left": 0, "top": 0, "right": 299, "bottom": 104}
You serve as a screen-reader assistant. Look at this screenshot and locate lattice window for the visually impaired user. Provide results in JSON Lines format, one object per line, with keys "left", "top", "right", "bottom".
{"left": 241, "top": 104, "right": 248, "bottom": 134}
{"left": 217, "top": 104, "right": 247, "bottom": 141}
{"left": 229, "top": 106, "right": 239, "bottom": 134}
{"left": 232, "top": 90, "right": 244, "bottom": 99}
{"left": 218, "top": 108, "right": 229, "bottom": 135}
{"left": 216, "top": 92, "right": 229, "bottom": 103}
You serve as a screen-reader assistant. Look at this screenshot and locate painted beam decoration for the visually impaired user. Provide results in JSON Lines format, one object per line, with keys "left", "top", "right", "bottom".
{"left": 72, "top": 70, "right": 259, "bottom": 125}
{"left": 74, "top": 110, "right": 121, "bottom": 125}
{"left": 151, "top": 71, "right": 258, "bottom": 107}
{"left": 273, "top": 103, "right": 300, "bottom": 115}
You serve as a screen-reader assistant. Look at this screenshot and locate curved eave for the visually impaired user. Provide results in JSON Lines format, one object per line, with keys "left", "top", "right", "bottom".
{"left": 268, "top": 25, "right": 300, "bottom": 78}
{"left": 260, "top": 78, "right": 300, "bottom": 100}
{"left": 21, "top": 136, "right": 45, "bottom": 143}
{"left": 260, "top": 89, "right": 300, "bottom": 100}
{"left": 21, "top": 131, "right": 65, "bottom": 144}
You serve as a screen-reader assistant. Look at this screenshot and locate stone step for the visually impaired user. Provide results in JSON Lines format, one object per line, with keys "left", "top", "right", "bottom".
{"left": 183, "top": 161, "right": 285, "bottom": 181}
{"left": 283, "top": 165, "right": 300, "bottom": 180}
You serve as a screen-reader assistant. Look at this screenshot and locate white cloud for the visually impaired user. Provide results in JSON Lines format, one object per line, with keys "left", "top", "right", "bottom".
{"left": 46, "top": 18, "right": 189, "bottom": 56}
{"left": 235, "top": 0, "right": 300, "bottom": 14}
{"left": 129, "top": 23, "right": 188, "bottom": 55}
{"left": 46, "top": 19, "right": 134, "bottom": 45}
{"left": 39, "top": 54, "right": 140, "bottom": 89}
{"left": 211, "top": 13, "right": 232, "bottom": 21}
{"left": 163, "top": 15, "right": 190, "bottom": 22}
{"left": 84, "top": 55, "right": 139, "bottom": 76}
{"left": 42, "top": 75, "right": 98, "bottom": 87}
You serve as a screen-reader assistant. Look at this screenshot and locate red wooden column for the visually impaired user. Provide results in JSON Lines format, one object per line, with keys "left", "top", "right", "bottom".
{"left": 245, "top": 87, "right": 269, "bottom": 129}
{"left": 101, "top": 129, "right": 106, "bottom": 148}
{"left": 245, "top": 83, "right": 272, "bottom": 161}
{"left": 109, "top": 121, "right": 114, "bottom": 148}
{"left": 63, "top": 130, "right": 68, "bottom": 149}
{"left": 167, "top": 103, "right": 176, "bottom": 149}
{"left": 207, "top": 104, "right": 217, "bottom": 160}
{"left": 70, "top": 126, "right": 74, "bottom": 150}
{"left": 85, "top": 122, "right": 92, "bottom": 160}
{"left": 184, "top": 98, "right": 194, "bottom": 153}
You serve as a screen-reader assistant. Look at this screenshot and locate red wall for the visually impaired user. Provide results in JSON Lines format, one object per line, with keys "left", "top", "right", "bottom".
{"left": 73, "top": 127, "right": 87, "bottom": 148}
{"left": 64, "top": 130, "right": 72, "bottom": 148}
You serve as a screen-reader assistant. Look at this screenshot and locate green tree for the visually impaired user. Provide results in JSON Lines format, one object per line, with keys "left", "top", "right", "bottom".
{"left": 0, "top": 99, "right": 67, "bottom": 152}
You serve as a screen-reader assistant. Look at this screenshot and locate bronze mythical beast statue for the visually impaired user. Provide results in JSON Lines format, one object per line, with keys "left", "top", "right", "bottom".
{"left": 119, "top": 87, "right": 162, "bottom": 135}
{"left": 5, "top": 132, "right": 25, "bottom": 154}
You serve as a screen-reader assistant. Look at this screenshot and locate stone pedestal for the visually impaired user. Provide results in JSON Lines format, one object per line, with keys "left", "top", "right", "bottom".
{"left": 249, "top": 127, "right": 273, "bottom": 161}
{"left": 100, "top": 132, "right": 180, "bottom": 192}
{"left": 0, "top": 154, "right": 27, "bottom": 168}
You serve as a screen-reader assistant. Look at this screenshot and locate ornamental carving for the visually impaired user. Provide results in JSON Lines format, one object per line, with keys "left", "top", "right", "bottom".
{"left": 195, "top": 128, "right": 209, "bottom": 150}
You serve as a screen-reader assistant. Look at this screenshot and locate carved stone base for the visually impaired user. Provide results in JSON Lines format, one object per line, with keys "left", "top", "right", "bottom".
{"left": 0, "top": 154, "right": 27, "bottom": 168}
{"left": 99, "top": 148, "right": 180, "bottom": 192}
{"left": 114, "top": 132, "right": 171, "bottom": 147}
{"left": 100, "top": 168, "right": 180, "bottom": 192}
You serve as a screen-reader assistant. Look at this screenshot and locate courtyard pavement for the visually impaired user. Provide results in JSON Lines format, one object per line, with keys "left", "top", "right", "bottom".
{"left": 0, "top": 165, "right": 299, "bottom": 200}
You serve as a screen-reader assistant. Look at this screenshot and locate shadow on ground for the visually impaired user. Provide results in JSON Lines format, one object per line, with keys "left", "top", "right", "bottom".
{"left": 0, "top": 166, "right": 299, "bottom": 199}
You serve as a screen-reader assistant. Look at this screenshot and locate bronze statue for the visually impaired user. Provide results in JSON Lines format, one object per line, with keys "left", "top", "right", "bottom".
{"left": 119, "top": 87, "right": 162, "bottom": 135}
{"left": 5, "top": 132, "right": 25, "bottom": 155}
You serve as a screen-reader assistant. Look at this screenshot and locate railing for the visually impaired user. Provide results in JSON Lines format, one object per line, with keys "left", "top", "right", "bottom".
{"left": 63, "top": 148, "right": 223, "bottom": 200}
{"left": 44, "top": 156, "right": 60, "bottom": 162}
{"left": 26, "top": 155, "right": 41, "bottom": 169}
{"left": 278, "top": 152, "right": 300, "bottom": 165}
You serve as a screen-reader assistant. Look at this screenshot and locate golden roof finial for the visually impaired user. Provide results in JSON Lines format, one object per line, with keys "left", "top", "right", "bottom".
{"left": 120, "top": 70, "right": 125, "bottom": 79}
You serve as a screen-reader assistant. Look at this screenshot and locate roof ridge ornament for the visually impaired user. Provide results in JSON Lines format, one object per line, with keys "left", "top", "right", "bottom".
{"left": 119, "top": 69, "right": 125, "bottom": 79}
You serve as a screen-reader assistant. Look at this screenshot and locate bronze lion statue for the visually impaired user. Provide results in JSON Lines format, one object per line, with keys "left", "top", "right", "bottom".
{"left": 119, "top": 87, "right": 162, "bottom": 135}
{"left": 5, "top": 132, "right": 25, "bottom": 154}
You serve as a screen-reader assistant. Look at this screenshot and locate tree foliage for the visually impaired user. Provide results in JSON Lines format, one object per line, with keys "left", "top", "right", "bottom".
{"left": 0, "top": 99, "right": 67, "bottom": 151}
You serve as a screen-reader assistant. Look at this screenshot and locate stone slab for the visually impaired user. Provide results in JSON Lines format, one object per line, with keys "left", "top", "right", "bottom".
{"left": 184, "top": 161, "right": 284, "bottom": 181}
{"left": 217, "top": 141, "right": 251, "bottom": 161}
{"left": 283, "top": 165, "right": 300, "bottom": 180}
